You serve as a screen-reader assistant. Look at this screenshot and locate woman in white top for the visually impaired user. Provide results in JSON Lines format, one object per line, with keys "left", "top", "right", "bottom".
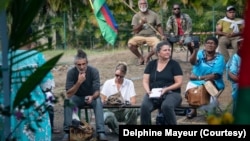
{"left": 101, "top": 62, "right": 138, "bottom": 135}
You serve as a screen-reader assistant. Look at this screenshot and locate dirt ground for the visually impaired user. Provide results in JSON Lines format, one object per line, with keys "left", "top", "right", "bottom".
{"left": 51, "top": 47, "right": 232, "bottom": 140}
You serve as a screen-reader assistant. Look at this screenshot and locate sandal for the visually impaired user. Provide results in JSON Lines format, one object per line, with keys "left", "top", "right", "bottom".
{"left": 136, "top": 59, "right": 144, "bottom": 66}
{"left": 186, "top": 109, "right": 197, "bottom": 119}
{"left": 52, "top": 128, "right": 61, "bottom": 134}
{"left": 144, "top": 57, "right": 149, "bottom": 64}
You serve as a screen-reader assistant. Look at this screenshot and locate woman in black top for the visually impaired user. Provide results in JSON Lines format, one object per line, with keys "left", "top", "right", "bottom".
{"left": 140, "top": 41, "right": 183, "bottom": 125}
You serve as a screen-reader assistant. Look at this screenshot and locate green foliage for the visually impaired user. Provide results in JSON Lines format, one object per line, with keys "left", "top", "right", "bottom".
{"left": 8, "top": 0, "right": 46, "bottom": 49}
{"left": 43, "top": 0, "right": 246, "bottom": 49}
{"left": 0, "top": 0, "right": 9, "bottom": 11}
{"left": 13, "top": 53, "right": 63, "bottom": 108}
{"left": 1, "top": 0, "right": 63, "bottom": 139}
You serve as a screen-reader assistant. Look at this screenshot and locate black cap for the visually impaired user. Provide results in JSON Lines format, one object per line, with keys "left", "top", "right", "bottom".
{"left": 226, "top": 6, "right": 236, "bottom": 11}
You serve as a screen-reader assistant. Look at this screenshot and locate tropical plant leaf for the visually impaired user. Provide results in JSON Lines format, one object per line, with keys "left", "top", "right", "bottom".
{"left": 9, "top": 0, "right": 46, "bottom": 49}
{"left": 13, "top": 53, "right": 63, "bottom": 108}
{"left": 0, "top": 0, "right": 9, "bottom": 11}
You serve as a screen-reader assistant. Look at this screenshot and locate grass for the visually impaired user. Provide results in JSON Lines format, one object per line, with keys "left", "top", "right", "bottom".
{"left": 43, "top": 47, "right": 128, "bottom": 65}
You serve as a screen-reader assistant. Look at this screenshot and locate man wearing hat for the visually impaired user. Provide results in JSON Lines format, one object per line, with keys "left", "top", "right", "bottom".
{"left": 216, "top": 5, "right": 244, "bottom": 62}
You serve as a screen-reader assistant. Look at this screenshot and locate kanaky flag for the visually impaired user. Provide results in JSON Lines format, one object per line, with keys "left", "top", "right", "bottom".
{"left": 93, "top": 0, "right": 118, "bottom": 46}
{"left": 234, "top": 2, "right": 250, "bottom": 124}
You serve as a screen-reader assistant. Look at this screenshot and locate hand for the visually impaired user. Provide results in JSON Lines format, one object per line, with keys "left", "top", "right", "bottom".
{"left": 85, "top": 96, "right": 93, "bottom": 104}
{"left": 187, "top": 42, "right": 195, "bottom": 49}
{"left": 226, "top": 33, "right": 234, "bottom": 38}
{"left": 190, "top": 73, "right": 198, "bottom": 80}
{"left": 140, "top": 17, "right": 147, "bottom": 24}
{"left": 161, "top": 35, "right": 166, "bottom": 41}
{"left": 188, "top": 41, "right": 199, "bottom": 50}
{"left": 178, "top": 40, "right": 184, "bottom": 46}
{"left": 162, "top": 87, "right": 171, "bottom": 95}
{"left": 78, "top": 72, "right": 86, "bottom": 84}
{"left": 146, "top": 91, "right": 151, "bottom": 95}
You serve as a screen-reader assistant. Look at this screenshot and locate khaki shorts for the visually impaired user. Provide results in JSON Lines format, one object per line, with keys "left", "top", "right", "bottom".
{"left": 128, "top": 36, "right": 160, "bottom": 50}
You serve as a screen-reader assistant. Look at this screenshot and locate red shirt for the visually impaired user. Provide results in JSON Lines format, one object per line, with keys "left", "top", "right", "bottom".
{"left": 176, "top": 18, "right": 184, "bottom": 35}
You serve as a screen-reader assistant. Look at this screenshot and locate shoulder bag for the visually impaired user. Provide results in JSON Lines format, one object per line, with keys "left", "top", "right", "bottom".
{"left": 186, "top": 84, "right": 210, "bottom": 107}
{"left": 106, "top": 91, "right": 125, "bottom": 105}
{"left": 69, "top": 119, "right": 94, "bottom": 141}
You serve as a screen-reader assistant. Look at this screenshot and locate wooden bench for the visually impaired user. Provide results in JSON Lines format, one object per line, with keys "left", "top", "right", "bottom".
{"left": 78, "top": 104, "right": 190, "bottom": 122}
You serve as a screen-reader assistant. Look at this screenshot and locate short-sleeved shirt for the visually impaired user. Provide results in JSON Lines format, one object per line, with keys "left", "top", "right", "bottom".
{"left": 217, "top": 18, "right": 244, "bottom": 34}
{"left": 131, "top": 10, "right": 161, "bottom": 36}
{"left": 226, "top": 53, "right": 241, "bottom": 99}
{"left": 144, "top": 59, "right": 183, "bottom": 93}
{"left": 226, "top": 53, "right": 241, "bottom": 83}
{"left": 190, "top": 50, "right": 225, "bottom": 90}
{"left": 101, "top": 78, "right": 136, "bottom": 102}
{"left": 65, "top": 66, "right": 100, "bottom": 97}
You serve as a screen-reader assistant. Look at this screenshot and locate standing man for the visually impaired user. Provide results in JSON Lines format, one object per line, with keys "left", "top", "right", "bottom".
{"left": 62, "top": 49, "right": 107, "bottom": 141}
{"left": 216, "top": 5, "right": 244, "bottom": 62}
{"left": 166, "top": 3, "right": 193, "bottom": 53}
{"left": 128, "top": 0, "right": 164, "bottom": 65}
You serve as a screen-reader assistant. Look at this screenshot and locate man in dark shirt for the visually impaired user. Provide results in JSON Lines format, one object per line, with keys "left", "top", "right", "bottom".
{"left": 62, "top": 49, "right": 107, "bottom": 141}
{"left": 166, "top": 3, "right": 193, "bottom": 54}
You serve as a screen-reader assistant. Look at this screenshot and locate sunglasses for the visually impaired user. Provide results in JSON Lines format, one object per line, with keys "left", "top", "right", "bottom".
{"left": 173, "top": 8, "right": 180, "bottom": 10}
{"left": 115, "top": 74, "right": 124, "bottom": 78}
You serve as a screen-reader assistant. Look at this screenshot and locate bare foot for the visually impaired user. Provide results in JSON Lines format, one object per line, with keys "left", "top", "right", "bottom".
{"left": 144, "top": 57, "right": 149, "bottom": 64}
{"left": 137, "top": 57, "right": 144, "bottom": 65}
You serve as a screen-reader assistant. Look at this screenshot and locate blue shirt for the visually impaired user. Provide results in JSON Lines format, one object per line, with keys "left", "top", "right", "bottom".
{"left": 226, "top": 53, "right": 241, "bottom": 99}
{"left": 190, "top": 50, "right": 225, "bottom": 90}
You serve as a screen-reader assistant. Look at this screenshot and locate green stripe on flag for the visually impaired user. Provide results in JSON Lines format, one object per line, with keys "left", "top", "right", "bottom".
{"left": 234, "top": 88, "right": 250, "bottom": 124}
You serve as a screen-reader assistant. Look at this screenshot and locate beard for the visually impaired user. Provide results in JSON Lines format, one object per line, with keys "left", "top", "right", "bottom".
{"left": 139, "top": 6, "right": 148, "bottom": 12}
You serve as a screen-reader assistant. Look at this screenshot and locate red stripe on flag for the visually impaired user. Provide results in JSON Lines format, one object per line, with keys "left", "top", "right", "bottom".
{"left": 100, "top": 6, "right": 117, "bottom": 32}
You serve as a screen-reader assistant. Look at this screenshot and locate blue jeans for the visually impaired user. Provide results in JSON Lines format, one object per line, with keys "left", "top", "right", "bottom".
{"left": 140, "top": 92, "right": 182, "bottom": 125}
{"left": 63, "top": 95, "right": 105, "bottom": 134}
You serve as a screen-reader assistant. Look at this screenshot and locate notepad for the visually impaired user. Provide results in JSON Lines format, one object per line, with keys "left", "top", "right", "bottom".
{"left": 150, "top": 88, "right": 162, "bottom": 98}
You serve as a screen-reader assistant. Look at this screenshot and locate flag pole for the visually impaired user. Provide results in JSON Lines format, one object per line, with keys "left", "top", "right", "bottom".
{"left": 120, "top": 0, "right": 162, "bottom": 37}
{"left": 89, "top": 0, "right": 94, "bottom": 10}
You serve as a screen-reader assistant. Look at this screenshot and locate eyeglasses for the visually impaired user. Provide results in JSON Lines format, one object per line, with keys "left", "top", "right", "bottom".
{"left": 206, "top": 42, "right": 216, "bottom": 45}
{"left": 173, "top": 8, "right": 180, "bottom": 10}
{"left": 115, "top": 74, "right": 124, "bottom": 78}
